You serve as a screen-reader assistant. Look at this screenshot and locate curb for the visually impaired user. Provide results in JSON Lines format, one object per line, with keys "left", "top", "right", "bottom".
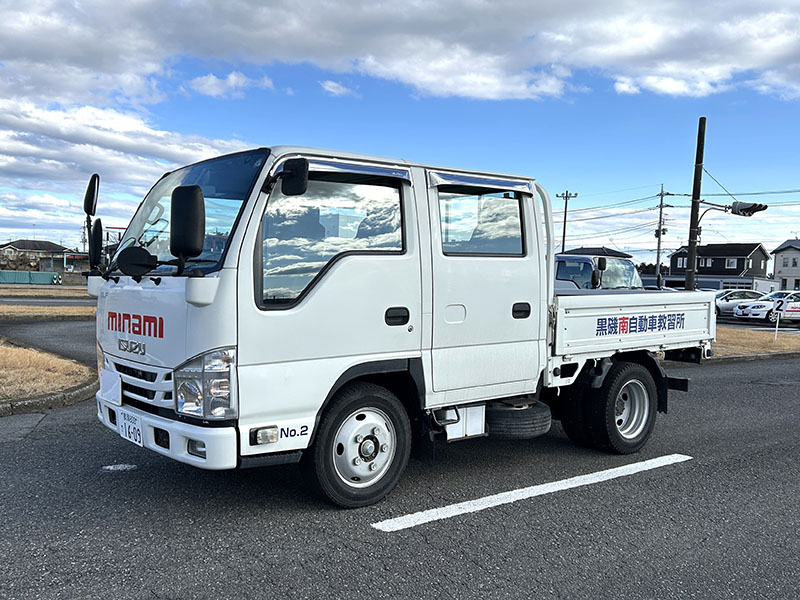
{"left": 706, "top": 350, "right": 800, "bottom": 364}
{"left": 0, "top": 377, "right": 99, "bottom": 417}
{"left": 0, "top": 314, "right": 95, "bottom": 322}
{"left": 663, "top": 350, "right": 800, "bottom": 368}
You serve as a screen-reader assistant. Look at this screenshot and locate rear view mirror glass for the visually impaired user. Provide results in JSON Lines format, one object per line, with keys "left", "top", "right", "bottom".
{"left": 280, "top": 158, "right": 309, "bottom": 196}
{"left": 83, "top": 173, "right": 99, "bottom": 216}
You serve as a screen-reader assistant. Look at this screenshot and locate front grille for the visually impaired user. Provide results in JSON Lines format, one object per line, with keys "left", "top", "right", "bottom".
{"left": 115, "top": 363, "right": 157, "bottom": 382}
{"left": 111, "top": 357, "right": 173, "bottom": 409}
{"left": 121, "top": 381, "right": 156, "bottom": 399}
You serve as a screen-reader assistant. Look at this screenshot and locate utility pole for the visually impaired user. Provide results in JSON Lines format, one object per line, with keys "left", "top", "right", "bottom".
{"left": 685, "top": 117, "right": 706, "bottom": 290}
{"left": 654, "top": 184, "right": 672, "bottom": 288}
{"left": 556, "top": 190, "right": 578, "bottom": 251}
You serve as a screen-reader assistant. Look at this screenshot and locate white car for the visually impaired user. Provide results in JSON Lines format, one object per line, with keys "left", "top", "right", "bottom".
{"left": 733, "top": 291, "right": 800, "bottom": 323}
{"left": 715, "top": 289, "right": 763, "bottom": 316}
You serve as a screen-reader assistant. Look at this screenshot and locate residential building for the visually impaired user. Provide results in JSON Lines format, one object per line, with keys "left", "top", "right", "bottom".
{"left": 772, "top": 239, "right": 800, "bottom": 290}
{"left": 1, "top": 239, "right": 70, "bottom": 258}
{"left": 656, "top": 243, "right": 774, "bottom": 290}
{"left": 669, "top": 243, "right": 770, "bottom": 278}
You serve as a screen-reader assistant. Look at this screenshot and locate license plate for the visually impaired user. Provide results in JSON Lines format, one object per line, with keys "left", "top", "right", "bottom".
{"left": 117, "top": 408, "right": 143, "bottom": 447}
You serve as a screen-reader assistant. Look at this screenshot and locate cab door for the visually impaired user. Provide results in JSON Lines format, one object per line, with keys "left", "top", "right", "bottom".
{"left": 427, "top": 171, "right": 543, "bottom": 397}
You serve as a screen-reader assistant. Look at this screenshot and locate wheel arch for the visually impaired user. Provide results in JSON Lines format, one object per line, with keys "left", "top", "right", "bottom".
{"left": 576, "top": 351, "right": 669, "bottom": 414}
{"left": 308, "top": 358, "right": 425, "bottom": 447}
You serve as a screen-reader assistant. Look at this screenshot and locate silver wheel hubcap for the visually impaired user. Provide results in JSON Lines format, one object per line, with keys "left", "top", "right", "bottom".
{"left": 332, "top": 407, "right": 396, "bottom": 488}
{"left": 614, "top": 379, "right": 649, "bottom": 440}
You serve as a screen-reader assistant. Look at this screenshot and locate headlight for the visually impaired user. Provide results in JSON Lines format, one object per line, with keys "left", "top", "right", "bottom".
{"left": 751, "top": 304, "right": 765, "bottom": 309}
{"left": 174, "top": 348, "right": 237, "bottom": 419}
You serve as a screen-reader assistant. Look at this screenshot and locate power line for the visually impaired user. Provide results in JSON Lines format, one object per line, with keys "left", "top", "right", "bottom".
{"left": 579, "top": 184, "right": 663, "bottom": 198}
{"left": 553, "top": 206, "right": 658, "bottom": 224}
{"left": 675, "top": 188, "right": 800, "bottom": 197}
{"left": 702, "top": 167, "right": 738, "bottom": 202}
{"left": 567, "top": 220, "right": 660, "bottom": 240}
{"left": 568, "top": 194, "right": 658, "bottom": 214}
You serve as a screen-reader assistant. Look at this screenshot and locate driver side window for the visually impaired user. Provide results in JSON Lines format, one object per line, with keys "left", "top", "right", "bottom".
{"left": 259, "top": 173, "right": 403, "bottom": 306}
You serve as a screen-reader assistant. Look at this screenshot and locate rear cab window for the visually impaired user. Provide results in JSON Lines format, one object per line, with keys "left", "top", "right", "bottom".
{"left": 438, "top": 188, "right": 524, "bottom": 256}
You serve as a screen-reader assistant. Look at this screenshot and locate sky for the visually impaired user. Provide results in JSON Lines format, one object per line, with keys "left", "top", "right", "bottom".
{"left": 1, "top": 0, "right": 799, "bottom": 271}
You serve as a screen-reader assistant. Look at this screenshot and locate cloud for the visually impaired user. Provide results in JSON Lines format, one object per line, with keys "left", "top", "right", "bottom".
{"left": 0, "top": 100, "right": 249, "bottom": 245}
{"left": 320, "top": 80, "right": 358, "bottom": 97}
{"left": 1, "top": 1, "right": 799, "bottom": 105}
{"left": 189, "top": 72, "right": 274, "bottom": 98}
{"left": 614, "top": 77, "right": 641, "bottom": 95}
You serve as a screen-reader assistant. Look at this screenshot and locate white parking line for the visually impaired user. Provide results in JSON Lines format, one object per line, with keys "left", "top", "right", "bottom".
{"left": 101, "top": 464, "right": 138, "bottom": 472}
{"left": 372, "top": 453, "right": 693, "bottom": 532}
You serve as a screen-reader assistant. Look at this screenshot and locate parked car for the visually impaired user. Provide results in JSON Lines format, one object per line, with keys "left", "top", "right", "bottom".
{"left": 732, "top": 291, "right": 800, "bottom": 323}
{"left": 555, "top": 254, "right": 644, "bottom": 290}
{"left": 715, "top": 289, "right": 764, "bottom": 316}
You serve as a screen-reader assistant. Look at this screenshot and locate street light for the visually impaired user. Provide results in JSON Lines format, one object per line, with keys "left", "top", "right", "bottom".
{"left": 684, "top": 199, "right": 769, "bottom": 288}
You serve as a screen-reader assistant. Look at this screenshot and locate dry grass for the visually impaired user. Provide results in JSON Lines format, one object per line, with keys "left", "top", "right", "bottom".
{"left": 0, "top": 305, "right": 96, "bottom": 320}
{"left": 0, "top": 285, "right": 89, "bottom": 298}
{"left": 0, "top": 341, "right": 93, "bottom": 401}
{"left": 714, "top": 325, "right": 800, "bottom": 357}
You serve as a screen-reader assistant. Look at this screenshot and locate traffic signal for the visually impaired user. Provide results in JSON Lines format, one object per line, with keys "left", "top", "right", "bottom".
{"left": 730, "top": 202, "right": 768, "bottom": 216}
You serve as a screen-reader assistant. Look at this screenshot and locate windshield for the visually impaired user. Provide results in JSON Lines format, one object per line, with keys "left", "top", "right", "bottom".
{"left": 111, "top": 149, "right": 269, "bottom": 273}
{"left": 759, "top": 291, "right": 789, "bottom": 300}
{"left": 599, "top": 257, "right": 643, "bottom": 289}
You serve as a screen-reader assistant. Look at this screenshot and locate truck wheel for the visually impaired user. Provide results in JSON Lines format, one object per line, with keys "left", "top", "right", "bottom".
{"left": 305, "top": 382, "right": 410, "bottom": 508}
{"left": 586, "top": 362, "right": 657, "bottom": 454}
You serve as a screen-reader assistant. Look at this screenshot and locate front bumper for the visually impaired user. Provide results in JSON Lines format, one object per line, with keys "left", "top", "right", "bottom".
{"left": 96, "top": 392, "right": 238, "bottom": 470}
{"left": 733, "top": 308, "right": 767, "bottom": 319}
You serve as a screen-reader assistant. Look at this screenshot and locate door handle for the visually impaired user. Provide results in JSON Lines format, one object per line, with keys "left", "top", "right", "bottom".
{"left": 512, "top": 302, "right": 531, "bottom": 319}
{"left": 385, "top": 306, "right": 410, "bottom": 326}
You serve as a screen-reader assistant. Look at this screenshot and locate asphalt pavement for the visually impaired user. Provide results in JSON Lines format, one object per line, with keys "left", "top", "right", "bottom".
{"left": 0, "top": 320, "right": 96, "bottom": 366}
{"left": 1, "top": 357, "right": 798, "bottom": 599}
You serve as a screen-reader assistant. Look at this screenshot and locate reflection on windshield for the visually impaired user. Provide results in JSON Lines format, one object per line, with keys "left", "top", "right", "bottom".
{"left": 111, "top": 149, "right": 269, "bottom": 273}
{"left": 601, "top": 258, "right": 643, "bottom": 289}
{"left": 261, "top": 178, "right": 402, "bottom": 302}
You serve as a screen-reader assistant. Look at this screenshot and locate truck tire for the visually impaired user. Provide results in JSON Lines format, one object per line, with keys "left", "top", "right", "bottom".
{"left": 486, "top": 402, "right": 551, "bottom": 439}
{"left": 586, "top": 362, "right": 657, "bottom": 454}
{"left": 304, "top": 382, "right": 411, "bottom": 508}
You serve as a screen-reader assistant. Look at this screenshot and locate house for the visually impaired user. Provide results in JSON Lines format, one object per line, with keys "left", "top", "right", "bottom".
{"left": 772, "top": 239, "right": 800, "bottom": 291}
{"left": 1, "top": 239, "right": 71, "bottom": 258}
{"left": 649, "top": 242, "right": 775, "bottom": 291}
{"left": 0, "top": 239, "right": 79, "bottom": 273}
{"left": 669, "top": 243, "right": 770, "bottom": 278}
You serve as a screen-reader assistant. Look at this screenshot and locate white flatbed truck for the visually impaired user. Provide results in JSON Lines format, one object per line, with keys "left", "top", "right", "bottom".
{"left": 86, "top": 146, "right": 715, "bottom": 507}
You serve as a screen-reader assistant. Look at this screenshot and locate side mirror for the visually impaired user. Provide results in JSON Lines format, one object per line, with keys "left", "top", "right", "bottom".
{"left": 591, "top": 269, "right": 602, "bottom": 288}
{"left": 170, "top": 185, "right": 205, "bottom": 260}
{"left": 83, "top": 173, "right": 99, "bottom": 216}
{"left": 596, "top": 257, "right": 607, "bottom": 271}
{"left": 280, "top": 158, "right": 309, "bottom": 196}
{"left": 89, "top": 218, "right": 103, "bottom": 269}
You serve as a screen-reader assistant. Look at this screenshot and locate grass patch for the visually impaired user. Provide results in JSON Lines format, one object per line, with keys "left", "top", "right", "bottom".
{"left": 714, "top": 325, "right": 800, "bottom": 357}
{"left": 0, "top": 284, "right": 89, "bottom": 298}
{"left": 0, "top": 305, "right": 96, "bottom": 320}
{"left": 0, "top": 341, "right": 94, "bottom": 402}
